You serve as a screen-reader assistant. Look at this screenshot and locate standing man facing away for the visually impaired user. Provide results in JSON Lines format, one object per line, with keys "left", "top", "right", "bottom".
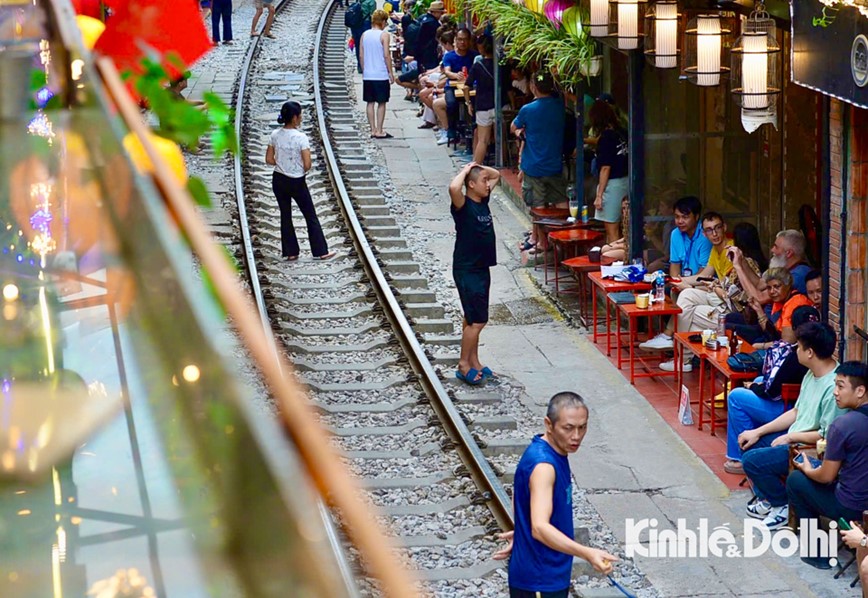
{"left": 359, "top": 10, "right": 395, "bottom": 139}
{"left": 449, "top": 162, "right": 500, "bottom": 385}
{"left": 494, "top": 393, "right": 618, "bottom": 597}
{"left": 510, "top": 71, "right": 566, "bottom": 252}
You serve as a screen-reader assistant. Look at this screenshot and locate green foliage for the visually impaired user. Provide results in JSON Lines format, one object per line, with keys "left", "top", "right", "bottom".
{"left": 467, "top": 0, "right": 598, "bottom": 92}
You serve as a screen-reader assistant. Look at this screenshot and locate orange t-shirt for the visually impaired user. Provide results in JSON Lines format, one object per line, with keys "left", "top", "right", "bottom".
{"left": 771, "top": 293, "right": 813, "bottom": 331}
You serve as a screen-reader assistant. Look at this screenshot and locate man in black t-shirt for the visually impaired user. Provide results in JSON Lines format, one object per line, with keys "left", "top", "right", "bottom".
{"left": 449, "top": 162, "right": 501, "bottom": 385}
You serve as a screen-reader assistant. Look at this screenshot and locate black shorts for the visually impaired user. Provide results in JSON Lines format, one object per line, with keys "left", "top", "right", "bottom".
{"left": 362, "top": 79, "right": 391, "bottom": 103}
{"left": 453, "top": 267, "right": 491, "bottom": 325}
{"left": 398, "top": 68, "right": 420, "bottom": 84}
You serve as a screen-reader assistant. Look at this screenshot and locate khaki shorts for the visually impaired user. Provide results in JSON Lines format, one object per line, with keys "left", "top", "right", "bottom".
{"left": 476, "top": 108, "right": 495, "bottom": 127}
{"left": 521, "top": 174, "right": 567, "bottom": 208}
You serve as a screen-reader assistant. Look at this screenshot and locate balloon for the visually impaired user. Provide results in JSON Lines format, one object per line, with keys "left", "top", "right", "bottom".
{"left": 75, "top": 15, "right": 105, "bottom": 50}
{"left": 122, "top": 131, "right": 188, "bottom": 186}
{"left": 544, "top": 0, "right": 574, "bottom": 29}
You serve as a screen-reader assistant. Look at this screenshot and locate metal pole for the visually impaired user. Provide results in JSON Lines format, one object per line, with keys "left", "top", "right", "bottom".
{"left": 494, "top": 34, "right": 503, "bottom": 169}
{"left": 574, "top": 82, "right": 585, "bottom": 209}
{"left": 627, "top": 51, "right": 645, "bottom": 261}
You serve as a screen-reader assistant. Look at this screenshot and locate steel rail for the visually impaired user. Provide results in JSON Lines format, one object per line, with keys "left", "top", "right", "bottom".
{"left": 232, "top": 2, "right": 360, "bottom": 595}
{"left": 312, "top": 1, "right": 514, "bottom": 531}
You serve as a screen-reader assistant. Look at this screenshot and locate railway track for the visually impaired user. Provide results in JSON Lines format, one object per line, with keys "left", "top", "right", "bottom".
{"left": 218, "top": 0, "right": 534, "bottom": 594}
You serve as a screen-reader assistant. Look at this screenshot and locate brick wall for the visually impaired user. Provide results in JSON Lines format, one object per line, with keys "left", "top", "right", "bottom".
{"left": 828, "top": 100, "right": 844, "bottom": 341}
{"left": 827, "top": 100, "right": 868, "bottom": 362}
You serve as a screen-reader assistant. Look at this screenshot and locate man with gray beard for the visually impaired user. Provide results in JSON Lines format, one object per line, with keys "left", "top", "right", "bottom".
{"left": 728, "top": 229, "right": 812, "bottom": 304}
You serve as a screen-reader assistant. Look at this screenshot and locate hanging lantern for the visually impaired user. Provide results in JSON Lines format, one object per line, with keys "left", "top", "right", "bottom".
{"left": 526, "top": 0, "right": 547, "bottom": 15}
{"left": 562, "top": 5, "right": 583, "bottom": 38}
{"left": 581, "top": 0, "right": 610, "bottom": 37}
{"left": 609, "top": 0, "right": 646, "bottom": 50}
{"left": 644, "top": 1, "right": 679, "bottom": 68}
{"left": 545, "top": 0, "right": 575, "bottom": 29}
{"left": 731, "top": 5, "right": 780, "bottom": 111}
{"left": 682, "top": 13, "right": 731, "bottom": 86}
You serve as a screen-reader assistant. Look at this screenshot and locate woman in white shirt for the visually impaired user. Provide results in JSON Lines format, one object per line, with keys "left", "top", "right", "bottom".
{"left": 265, "top": 101, "right": 335, "bottom": 260}
{"left": 359, "top": 9, "right": 395, "bottom": 138}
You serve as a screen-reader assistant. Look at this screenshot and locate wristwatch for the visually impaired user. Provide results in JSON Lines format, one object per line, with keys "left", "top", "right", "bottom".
{"left": 861, "top": 535, "right": 868, "bottom": 548}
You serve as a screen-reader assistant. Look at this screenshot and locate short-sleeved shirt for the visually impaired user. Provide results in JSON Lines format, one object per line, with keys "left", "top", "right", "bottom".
{"left": 442, "top": 50, "right": 478, "bottom": 88}
{"left": 269, "top": 128, "right": 309, "bottom": 178}
{"left": 707, "top": 242, "right": 733, "bottom": 280}
{"left": 825, "top": 406, "right": 868, "bottom": 511}
{"left": 669, "top": 225, "right": 712, "bottom": 276}
{"left": 467, "top": 57, "right": 495, "bottom": 111}
{"left": 790, "top": 368, "right": 846, "bottom": 439}
{"left": 513, "top": 96, "right": 566, "bottom": 178}
{"left": 770, "top": 292, "right": 813, "bottom": 331}
{"left": 595, "top": 128, "right": 628, "bottom": 179}
{"left": 789, "top": 263, "right": 812, "bottom": 295}
{"left": 415, "top": 12, "right": 440, "bottom": 69}
{"left": 451, "top": 195, "right": 496, "bottom": 269}
{"left": 509, "top": 435, "right": 573, "bottom": 593}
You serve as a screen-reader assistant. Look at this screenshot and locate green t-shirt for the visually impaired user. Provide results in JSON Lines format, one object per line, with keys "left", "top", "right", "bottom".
{"left": 790, "top": 366, "right": 848, "bottom": 438}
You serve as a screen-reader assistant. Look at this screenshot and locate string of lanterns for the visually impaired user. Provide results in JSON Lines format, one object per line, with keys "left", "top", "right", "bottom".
{"left": 528, "top": 0, "right": 781, "bottom": 125}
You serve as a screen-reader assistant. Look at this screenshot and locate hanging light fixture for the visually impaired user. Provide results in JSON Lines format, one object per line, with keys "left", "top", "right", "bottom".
{"left": 731, "top": 4, "right": 781, "bottom": 111}
{"left": 609, "top": 0, "right": 646, "bottom": 50}
{"left": 644, "top": 1, "right": 679, "bottom": 68}
{"left": 581, "top": 0, "right": 610, "bottom": 37}
{"left": 682, "top": 13, "right": 731, "bottom": 86}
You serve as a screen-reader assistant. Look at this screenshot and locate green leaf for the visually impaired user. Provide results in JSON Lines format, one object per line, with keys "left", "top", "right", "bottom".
{"left": 186, "top": 176, "right": 212, "bottom": 208}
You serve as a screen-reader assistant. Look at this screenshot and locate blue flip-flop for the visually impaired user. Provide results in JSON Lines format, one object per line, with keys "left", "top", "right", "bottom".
{"left": 456, "top": 368, "right": 483, "bottom": 385}
{"left": 481, "top": 367, "right": 495, "bottom": 379}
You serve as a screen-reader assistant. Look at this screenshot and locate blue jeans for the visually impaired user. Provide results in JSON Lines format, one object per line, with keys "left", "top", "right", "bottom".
{"left": 743, "top": 445, "right": 790, "bottom": 506}
{"left": 726, "top": 387, "right": 787, "bottom": 461}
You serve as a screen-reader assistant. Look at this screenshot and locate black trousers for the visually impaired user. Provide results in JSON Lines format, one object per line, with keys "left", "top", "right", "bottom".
{"left": 211, "top": 0, "right": 233, "bottom": 42}
{"left": 271, "top": 172, "right": 329, "bottom": 258}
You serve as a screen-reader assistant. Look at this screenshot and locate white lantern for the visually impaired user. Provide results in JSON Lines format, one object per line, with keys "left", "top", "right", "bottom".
{"left": 609, "top": 0, "right": 646, "bottom": 50}
{"left": 644, "top": 1, "right": 679, "bottom": 68}
{"left": 731, "top": 8, "right": 781, "bottom": 111}
{"left": 682, "top": 13, "right": 731, "bottom": 86}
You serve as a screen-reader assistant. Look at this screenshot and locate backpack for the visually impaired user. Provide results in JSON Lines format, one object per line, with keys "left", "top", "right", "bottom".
{"left": 403, "top": 20, "right": 421, "bottom": 56}
{"left": 344, "top": 1, "right": 364, "bottom": 29}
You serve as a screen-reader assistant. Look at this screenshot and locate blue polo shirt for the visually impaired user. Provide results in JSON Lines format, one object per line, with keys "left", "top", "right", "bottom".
{"left": 513, "top": 96, "right": 565, "bottom": 178}
{"left": 669, "top": 225, "right": 711, "bottom": 276}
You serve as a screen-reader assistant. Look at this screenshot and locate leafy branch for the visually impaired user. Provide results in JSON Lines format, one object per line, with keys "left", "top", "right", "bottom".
{"left": 464, "top": 0, "right": 598, "bottom": 92}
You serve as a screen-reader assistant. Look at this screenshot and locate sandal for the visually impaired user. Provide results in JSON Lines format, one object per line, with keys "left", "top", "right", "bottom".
{"left": 456, "top": 368, "right": 483, "bottom": 385}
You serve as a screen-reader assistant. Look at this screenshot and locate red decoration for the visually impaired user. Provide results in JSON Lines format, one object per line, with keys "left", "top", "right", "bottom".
{"left": 71, "top": 0, "right": 103, "bottom": 19}
{"left": 95, "top": 0, "right": 212, "bottom": 78}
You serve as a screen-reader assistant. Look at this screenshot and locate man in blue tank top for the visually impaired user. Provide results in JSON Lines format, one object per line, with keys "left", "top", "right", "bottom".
{"left": 494, "top": 392, "right": 618, "bottom": 597}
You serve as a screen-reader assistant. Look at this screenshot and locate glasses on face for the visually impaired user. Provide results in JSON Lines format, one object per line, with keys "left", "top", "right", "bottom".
{"left": 703, "top": 224, "right": 724, "bottom": 235}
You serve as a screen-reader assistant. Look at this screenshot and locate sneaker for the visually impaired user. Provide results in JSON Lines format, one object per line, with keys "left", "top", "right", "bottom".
{"left": 436, "top": 131, "right": 449, "bottom": 145}
{"left": 639, "top": 333, "right": 673, "bottom": 350}
{"left": 761, "top": 505, "right": 789, "bottom": 530}
{"left": 723, "top": 459, "right": 744, "bottom": 475}
{"left": 659, "top": 359, "right": 692, "bottom": 373}
{"left": 746, "top": 497, "right": 772, "bottom": 519}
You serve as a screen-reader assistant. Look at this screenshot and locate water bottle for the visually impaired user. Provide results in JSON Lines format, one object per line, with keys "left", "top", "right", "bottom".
{"left": 653, "top": 271, "right": 665, "bottom": 304}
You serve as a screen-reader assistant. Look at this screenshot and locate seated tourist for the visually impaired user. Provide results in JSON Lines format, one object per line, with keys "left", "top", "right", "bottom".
{"left": 805, "top": 269, "right": 822, "bottom": 310}
{"left": 747, "top": 268, "right": 812, "bottom": 348}
{"left": 739, "top": 322, "right": 846, "bottom": 530}
{"left": 639, "top": 211, "right": 730, "bottom": 371}
{"left": 787, "top": 360, "right": 867, "bottom": 569}
{"left": 723, "top": 305, "right": 820, "bottom": 474}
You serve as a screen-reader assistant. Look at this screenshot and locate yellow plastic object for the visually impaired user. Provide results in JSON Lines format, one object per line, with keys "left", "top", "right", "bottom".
{"left": 122, "top": 131, "right": 188, "bottom": 185}
{"left": 75, "top": 15, "right": 105, "bottom": 50}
